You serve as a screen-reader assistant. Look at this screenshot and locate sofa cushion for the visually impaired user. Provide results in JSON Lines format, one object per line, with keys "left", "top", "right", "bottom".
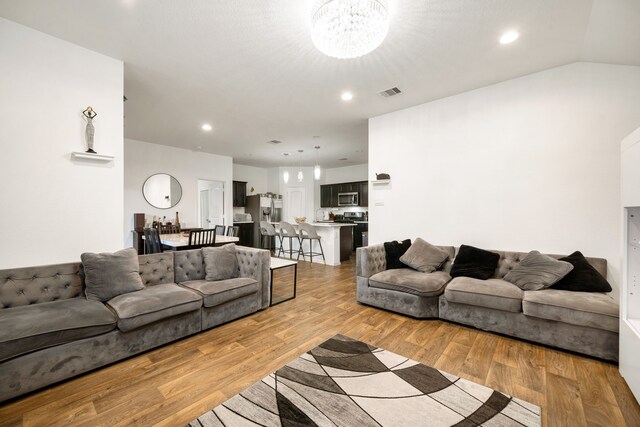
{"left": 0, "top": 298, "right": 116, "bottom": 362}
{"left": 203, "top": 244, "right": 239, "bottom": 281}
{"left": 551, "top": 251, "right": 612, "bottom": 292}
{"left": 180, "top": 277, "right": 259, "bottom": 308}
{"left": 383, "top": 239, "right": 412, "bottom": 270}
{"left": 81, "top": 248, "right": 145, "bottom": 301}
{"left": 399, "top": 238, "right": 450, "bottom": 273}
{"left": 107, "top": 283, "right": 202, "bottom": 332}
{"left": 503, "top": 250, "right": 573, "bottom": 291}
{"left": 444, "top": 278, "right": 524, "bottom": 313}
{"left": 450, "top": 245, "right": 500, "bottom": 280}
{"left": 523, "top": 289, "right": 619, "bottom": 332}
{"left": 369, "top": 269, "right": 451, "bottom": 297}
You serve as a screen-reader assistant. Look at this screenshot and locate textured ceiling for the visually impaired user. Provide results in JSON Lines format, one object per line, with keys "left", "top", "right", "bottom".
{"left": 1, "top": 0, "right": 638, "bottom": 168}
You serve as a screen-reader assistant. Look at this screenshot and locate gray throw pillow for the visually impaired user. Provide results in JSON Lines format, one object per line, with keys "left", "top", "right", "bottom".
{"left": 81, "top": 248, "right": 145, "bottom": 301}
{"left": 399, "top": 237, "right": 450, "bottom": 273}
{"left": 204, "top": 244, "right": 239, "bottom": 281}
{"left": 504, "top": 250, "right": 573, "bottom": 291}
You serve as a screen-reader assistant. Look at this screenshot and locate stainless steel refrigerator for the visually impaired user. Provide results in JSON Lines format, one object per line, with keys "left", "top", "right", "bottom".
{"left": 245, "top": 194, "right": 282, "bottom": 248}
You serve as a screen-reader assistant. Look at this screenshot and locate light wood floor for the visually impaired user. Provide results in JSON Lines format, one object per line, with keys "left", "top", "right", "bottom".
{"left": 1, "top": 257, "right": 639, "bottom": 426}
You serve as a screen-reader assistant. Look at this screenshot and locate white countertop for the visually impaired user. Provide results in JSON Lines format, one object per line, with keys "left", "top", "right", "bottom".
{"left": 312, "top": 222, "right": 356, "bottom": 227}
{"left": 233, "top": 221, "right": 254, "bottom": 224}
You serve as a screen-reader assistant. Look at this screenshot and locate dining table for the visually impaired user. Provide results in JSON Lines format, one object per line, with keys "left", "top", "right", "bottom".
{"left": 144, "top": 233, "right": 239, "bottom": 250}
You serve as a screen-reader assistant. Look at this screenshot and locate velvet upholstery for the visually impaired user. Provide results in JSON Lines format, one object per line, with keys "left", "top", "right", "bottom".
{"left": 523, "top": 289, "right": 619, "bottom": 332}
{"left": 369, "top": 269, "right": 450, "bottom": 297}
{"left": 180, "top": 278, "right": 258, "bottom": 308}
{"left": 444, "top": 278, "right": 523, "bottom": 313}
{"left": 138, "top": 252, "right": 175, "bottom": 286}
{"left": 357, "top": 244, "right": 618, "bottom": 361}
{"left": 383, "top": 239, "right": 411, "bottom": 269}
{"left": 81, "top": 248, "right": 145, "bottom": 301}
{"left": 0, "top": 298, "right": 116, "bottom": 362}
{"left": 552, "top": 251, "right": 612, "bottom": 292}
{"left": 399, "top": 238, "right": 450, "bottom": 273}
{"left": 107, "top": 283, "right": 202, "bottom": 332}
{"left": 439, "top": 297, "right": 618, "bottom": 361}
{"left": 450, "top": 245, "right": 500, "bottom": 280}
{"left": 503, "top": 250, "right": 573, "bottom": 290}
{"left": 201, "top": 294, "right": 261, "bottom": 330}
{"left": 203, "top": 244, "right": 239, "bottom": 281}
{"left": 0, "top": 262, "right": 82, "bottom": 309}
{"left": 0, "top": 310, "right": 201, "bottom": 402}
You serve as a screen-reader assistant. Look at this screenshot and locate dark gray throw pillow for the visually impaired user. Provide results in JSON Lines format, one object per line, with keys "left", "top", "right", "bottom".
{"left": 450, "top": 244, "right": 500, "bottom": 280}
{"left": 81, "top": 248, "right": 145, "bottom": 301}
{"left": 504, "top": 250, "right": 573, "bottom": 291}
{"left": 204, "top": 244, "right": 239, "bottom": 281}
{"left": 384, "top": 239, "right": 412, "bottom": 270}
{"left": 399, "top": 237, "right": 449, "bottom": 273}
{"left": 551, "top": 251, "right": 612, "bottom": 292}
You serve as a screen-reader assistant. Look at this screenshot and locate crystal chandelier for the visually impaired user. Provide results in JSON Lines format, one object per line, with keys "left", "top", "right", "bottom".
{"left": 311, "top": 0, "right": 390, "bottom": 59}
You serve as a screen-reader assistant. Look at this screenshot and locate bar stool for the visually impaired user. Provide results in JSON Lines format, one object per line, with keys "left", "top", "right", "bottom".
{"left": 278, "top": 221, "right": 300, "bottom": 259}
{"left": 297, "top": 222, "right": 325, "bottom": 264}
{"left": 259, "top": 221, "right": 279, "bottom": 254}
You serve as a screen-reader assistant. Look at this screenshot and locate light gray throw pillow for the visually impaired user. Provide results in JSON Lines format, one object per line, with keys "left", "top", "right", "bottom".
{"left": 399, "top": 237, "right": 450, "bottom": 273}
{"left": 81, "top": 248, "right": 145, "bottom": 301}
{"left": 204, "top": 244, "right": 239, "bottom": 281}
{"left": 504, "top": 250, "right": 573, "bottom": 291}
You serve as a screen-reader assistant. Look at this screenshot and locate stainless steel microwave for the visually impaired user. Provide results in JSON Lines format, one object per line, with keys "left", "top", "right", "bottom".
{"left": 338, "top": 192, "right": 359, "bottom": 206}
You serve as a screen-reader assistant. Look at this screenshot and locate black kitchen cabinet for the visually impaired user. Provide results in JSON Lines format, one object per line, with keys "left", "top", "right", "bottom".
{"left": 359, "top": 181, "right": 368, "bottom": 207}
{"left": 320, "top": 181, "right": 369, "bottom": 208}
{"left": 236, "top": 222, "right": 254, "bottom": 246}
{"left": 320, "top": 185, "right": 333, "bottom": 208}
{"left": 233, "top": 181, "right": 247, "bottom": 207}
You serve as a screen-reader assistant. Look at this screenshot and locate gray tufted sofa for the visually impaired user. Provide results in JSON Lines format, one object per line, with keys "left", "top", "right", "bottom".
{"left": 356, "top": 244, "right": 619, "bottom": 361}
{"left": 0, "top": 246, "right": 270, "bottom": 402}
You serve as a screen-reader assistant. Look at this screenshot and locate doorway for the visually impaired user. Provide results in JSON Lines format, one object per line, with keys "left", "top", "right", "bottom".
{"left": 198, "top": 179, "right": 225, "bottom": 229}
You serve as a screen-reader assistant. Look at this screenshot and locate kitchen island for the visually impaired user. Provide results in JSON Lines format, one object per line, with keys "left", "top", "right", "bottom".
{"left": 272, "top": 222, "right": 355, "bottom": 266}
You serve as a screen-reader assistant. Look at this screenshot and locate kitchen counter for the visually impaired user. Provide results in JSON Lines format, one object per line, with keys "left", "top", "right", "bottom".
{"left": 271, "top": 222, "right": 353, "bottom": 265}
{"left": 232, "top": 221, "right": 254, "bottom": 224}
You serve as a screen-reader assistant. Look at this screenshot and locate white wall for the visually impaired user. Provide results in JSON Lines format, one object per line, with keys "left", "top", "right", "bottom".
{"left": 322, "top": 164, "right": 369, "bottom": 184}
{"left": 124, "top": 139, "right": 233, "bottom": 246}
{"left": 233, "top": 163, "right": 268, "bottom": 196}
{"left": 0, "top": 18, "right": 124, "bottom": 268}
{"left": 369, "top": 62, "right": 640, "bottom": 300}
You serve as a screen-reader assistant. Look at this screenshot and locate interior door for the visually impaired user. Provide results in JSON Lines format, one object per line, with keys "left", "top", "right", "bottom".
{"left": 198, "top": 179, "right": 225, "bottom": 229}
{"left": 199, "top": 190, "right": 210, "bottom": 228}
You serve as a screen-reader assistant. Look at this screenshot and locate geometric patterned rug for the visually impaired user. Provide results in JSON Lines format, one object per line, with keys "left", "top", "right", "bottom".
{"left": 187, "top": 334, "right": 541, "bottom": 426}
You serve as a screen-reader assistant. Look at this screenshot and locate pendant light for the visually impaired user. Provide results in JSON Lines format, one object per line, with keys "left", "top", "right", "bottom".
{"left": 297, "top": 149, "right": 304, "bottom": 182}
{"left": 282, "top": 153, "right": 290, "bottom": 183}
{"left": 314, "top": 145, "right": 321, "bottom": 180}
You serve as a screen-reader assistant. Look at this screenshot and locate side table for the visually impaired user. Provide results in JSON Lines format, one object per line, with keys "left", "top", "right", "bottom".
{"left": 270, "top": 257, "right": 297, "bottom": 306}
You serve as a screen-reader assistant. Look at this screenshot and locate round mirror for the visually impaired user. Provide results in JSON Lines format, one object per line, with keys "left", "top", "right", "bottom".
{"left": 142, "top": 173, "right": 183, "bottom": 209}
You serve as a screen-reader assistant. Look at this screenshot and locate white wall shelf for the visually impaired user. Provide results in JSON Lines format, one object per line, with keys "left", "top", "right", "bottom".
{"left": 71, "top": 151, "right": 114, "bottom": 162}
{"left": 372, "top": 179, "right": 390, "bottom": 185}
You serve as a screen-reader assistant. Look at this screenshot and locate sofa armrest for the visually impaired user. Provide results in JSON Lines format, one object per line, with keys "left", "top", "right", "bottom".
{"left": 236, "top": 246, "right": 271, "bottom": 309}
{"left": 356, "top": 244, "right": 386, "bottom": 278}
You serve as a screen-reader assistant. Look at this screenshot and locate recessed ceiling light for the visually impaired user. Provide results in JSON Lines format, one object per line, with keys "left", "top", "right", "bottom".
{"left": 341, "top": 92, "right": 354, "bottom": 101}
{"left": 499, "top": 31, "right": 519, "bottom": 45}
{"left": 201, "top": 123, "right": 213, "bottom": 131}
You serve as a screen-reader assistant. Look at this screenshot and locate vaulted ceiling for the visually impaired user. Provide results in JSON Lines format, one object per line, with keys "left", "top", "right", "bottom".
{"left": 1, "top": 0, "right": 638, "bottom": 167}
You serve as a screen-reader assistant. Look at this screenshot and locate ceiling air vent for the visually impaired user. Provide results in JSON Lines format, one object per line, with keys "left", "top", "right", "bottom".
{"left": 267, "top": 140, "right": 283, "bottom": 145}
{"left": 378, "top": 87, "right": 402, "bottom": 98}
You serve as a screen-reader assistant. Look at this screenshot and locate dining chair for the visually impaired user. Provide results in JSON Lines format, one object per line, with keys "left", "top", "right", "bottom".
{"left": 159, "top": 224, "right": 181, "bottom": 234}
{"left": 143, "top": 227, "right": 163, "bottom": 254}
{"left": 226, "top": 226, "right": 240, "bottom": 237}
{"left": 278, "top": 221, "right": 300, "bottom": 259}
{"left": 259, "top": 221, "right": 279, "bottom": 254}
{"left": 214, "top": 225, "right": 226, "bottom": 236}
{"left": 297, "top": 222, "right": 325, "bottom": 264}
{"left": 186, "top": 228, "right": 217, "bottom": 249}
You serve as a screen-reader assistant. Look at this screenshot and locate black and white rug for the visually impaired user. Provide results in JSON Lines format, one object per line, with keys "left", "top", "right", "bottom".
{"left": 188, "top": 334, "right": 541, "bottom": 426}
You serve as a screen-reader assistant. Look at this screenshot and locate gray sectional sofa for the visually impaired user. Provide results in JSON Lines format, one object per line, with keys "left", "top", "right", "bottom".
{"left": 0, "top": 246, "right": 270, "bottom": 402}
{"left": 356, "top": 244, "right": 619, "bottom": 361}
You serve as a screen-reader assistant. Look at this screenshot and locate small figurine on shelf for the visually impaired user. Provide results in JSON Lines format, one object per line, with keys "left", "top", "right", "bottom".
{"left": 82, "top": 106, "right": 98, "bottom": 153}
